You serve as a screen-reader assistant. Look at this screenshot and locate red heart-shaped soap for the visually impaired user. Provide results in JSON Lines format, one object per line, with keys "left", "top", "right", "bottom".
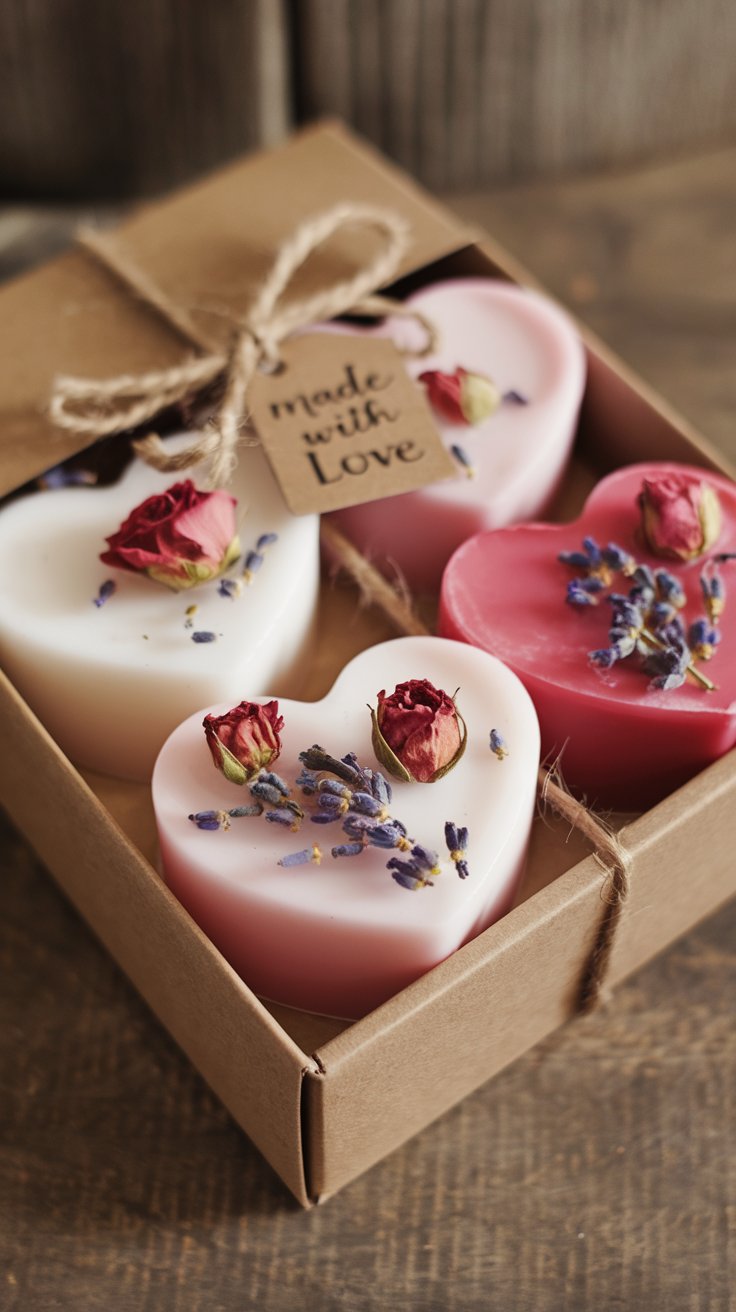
{"left": 439, "top": 462, "right": 736, "bottom": 810}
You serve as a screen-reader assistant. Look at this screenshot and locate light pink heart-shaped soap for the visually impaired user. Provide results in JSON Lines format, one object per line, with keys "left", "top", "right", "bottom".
{"left": 152, "top": 636, "right": 540, "bottom": 1019}
{"left": 439, "top": 463, "right": 736, "bottom": 810}
{"left": 316, "top": 278, "right": 586, "bottom": 591}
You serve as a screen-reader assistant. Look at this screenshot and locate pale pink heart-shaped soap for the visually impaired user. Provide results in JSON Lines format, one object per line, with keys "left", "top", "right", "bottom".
{"left": 152, "top": 636, "right": 540, "bottom": 1019}
{"left": 439, "top": 463, "right": 736, "bottom": 810}
{"left": 315, "top": 278, "right": 586, "bottom": 592}
{"left": 0, "top": 439, "right": 320, "bottom": 781}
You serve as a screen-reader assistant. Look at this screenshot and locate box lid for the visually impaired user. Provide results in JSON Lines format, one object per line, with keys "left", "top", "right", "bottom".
{"left": 0, "top": 120, "right": 475, "bottom": 498}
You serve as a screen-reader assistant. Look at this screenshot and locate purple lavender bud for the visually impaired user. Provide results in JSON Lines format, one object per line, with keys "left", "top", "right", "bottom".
{"left": 227, "top": 804, "right": 264, "bottom": 818}
{"left": 250, "top": 779, "right": 287, "bottom": 805}
{"left": 319, "top": 779, "right": 353, "bottom": 799}
{"left": 256, "top": 532, "right": 279, "bottom": 550}
{"left": 350, "top": 791, "right": 385, "bottom": 817}
{"left": 369, "top": 771, "right": 392, "bottom": 806}
{"left": 632, "top": 564, "right": 656, "bottom": 592}
{"left": 655, "top": 570, "right": 686, "bottom": 608}
{"left": 331, "top": 842, "right": 365, "bottom": 858}
{"left": 391, "top": 869, "right": 422, "bottom": 891}
{"left": 188, "top": 811, "right": 222, "bottom": 831}
{"left": 411, "top": 844, "right": 439, "bottom": 872}
{"left": 444, "top": 820, "right": 460, "bottom": 851}
{"left": 489, "top": 730, "right": 508, "bottom": 760}
{"left": 503, "top": 389, "right": 528, "bottom": 405}
{"left": 589, "top": 647, "right": 618, "bottom": 669}
{"left": 191, "top": 630, "right": 217, "bottom": 643}
{"left": 258, "top": 771, "right": 290, "bottom": 797}
{"left": 456, "top": 860, "right": 470, "bottom": 880}
{"left": 265, "top": 808, "right": 299, "bottom": 827}
{"left": 295, "top": 768, "right": 319, "bottom": 795}
{"left": 602, "top": 543, "right": 632, "bottom": 571}
{"left": 582, "top": 536, "right": 602, "bottom": 564}
{"left": 559, "top": 550, "right": 593, "bottom": 570}
{"left": 567, "top": 582, "right": 597, "bottom": 608}
{"left": 243, "top": 550, "right": 264, "bottom": 575}
{"left": 316, "top": 792, "right": 347, "bottom": 811}
{"left": 451, "top": 443, "right": 474, "bottom": 472}
{"left": 218, "top": 577, "right": 240, "bottom": 599}
{"left": 367, "top": 822, "right": 408, "bottom": 849}
{"left": 278, "top": 847, "right": 316, "bottom": 867}
{"left": 93, "top": 579, "right": 117, "bottom": 608}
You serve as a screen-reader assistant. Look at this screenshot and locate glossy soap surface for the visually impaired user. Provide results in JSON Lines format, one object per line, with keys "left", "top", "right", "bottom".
{"left": 152, "top": 636, "right": 541, "bottom": 1019}
{"left": 0, "top": 441, "right": 320, "bottom": 780}
{"left": 320, "top": 278, "right": 586, "bottom": 591}
{"left": 439, "top": 463, "right": 736, "bottom": 810}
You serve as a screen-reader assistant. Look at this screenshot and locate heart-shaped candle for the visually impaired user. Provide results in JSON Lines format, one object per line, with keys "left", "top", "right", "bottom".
{"left": 316, "top": 278, "right": 586, "bottom": 591}
{"left": 439, "top": 462, "right": 736, "bottom": 810}
{"left": 152, "top": 636, "right": 540, "bottom": 1019}
{"left": 0, "top": 440, "right": 319, "bottom": 780}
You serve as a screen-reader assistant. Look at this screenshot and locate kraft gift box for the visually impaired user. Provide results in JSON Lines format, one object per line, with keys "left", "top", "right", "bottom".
{"left": 1, "top": 121, "right": 734, "bottom": 1206}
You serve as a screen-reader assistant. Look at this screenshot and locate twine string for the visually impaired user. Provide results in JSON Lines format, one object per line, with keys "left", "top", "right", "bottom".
{"left": 322, "top": 520, "right": 632, "bottom": 1011}
{"left": 51, "top": 204, "right": 436, "bottom": 488}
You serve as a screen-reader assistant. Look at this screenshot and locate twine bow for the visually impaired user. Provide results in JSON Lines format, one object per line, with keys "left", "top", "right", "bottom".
{"left": 50, "top": 204, "right": 437, "bottom": 488}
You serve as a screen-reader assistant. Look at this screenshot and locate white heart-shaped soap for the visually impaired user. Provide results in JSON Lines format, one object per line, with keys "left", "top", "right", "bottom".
{"left": 152, "top": 636, "right": 540, "bottom": 1019}
{"left": 0, "top": 440, "right": 319, "bottom": 780}
{"left": 317, "top": 278, "right": 586, "bottom": 591}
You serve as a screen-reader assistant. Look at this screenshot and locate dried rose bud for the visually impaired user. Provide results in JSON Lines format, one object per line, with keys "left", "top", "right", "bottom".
{"left": 639, "top": 474, "right": 721, "bottom": 561}
{"left": 101, "top": 480, "right": 240, "bottom": 590}
{"left": 419, "top": 367, "right": 501, "bottom": 426}
{"left": 370, "top": 678, "right": 467, "bottom": 783}
{"left": 203, "top": 700, "right": 284, "bottom": 785}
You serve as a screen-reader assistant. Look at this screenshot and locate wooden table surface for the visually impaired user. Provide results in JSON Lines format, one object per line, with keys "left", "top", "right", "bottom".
{"left": 2, "top": 148, "right": 735, "bottom": 1311}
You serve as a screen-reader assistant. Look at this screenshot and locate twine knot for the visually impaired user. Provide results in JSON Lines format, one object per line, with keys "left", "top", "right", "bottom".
{"left": 50, "top": 203, "right": 436, "bottom": 489}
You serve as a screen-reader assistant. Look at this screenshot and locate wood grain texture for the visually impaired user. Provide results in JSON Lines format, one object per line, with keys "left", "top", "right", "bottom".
{"left": 2, "top": 147, "right": 736, "bottom": 1307}
{"left": 294, "top": 0, "right": 736, "bottom": 189}
{"left": 0, "top": 0, "right": 290, "bottom": 198}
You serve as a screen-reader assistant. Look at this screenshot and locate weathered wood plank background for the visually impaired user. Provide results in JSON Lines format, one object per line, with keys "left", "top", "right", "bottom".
{"left": 1, "top": 144, "right": 735, "bottom": 1309}
{"left": 1, "top": 0, "right": 736, "bottom": 196}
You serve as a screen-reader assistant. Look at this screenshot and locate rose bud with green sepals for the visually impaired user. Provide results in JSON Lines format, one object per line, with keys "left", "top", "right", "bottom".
{"left": 638, "top": 474, "right": 721, "bottom": 562}
{"left": 370, "top": 678, "right": 467, "bottom": 783}
{"left": 203, "top": 700, "right": 283, "bottom": 786}
{"left": 418, "top": 367, "right": 501, "bottom": 426}
{"left": 101, "top": 479, "right": 240, "bottom": 590}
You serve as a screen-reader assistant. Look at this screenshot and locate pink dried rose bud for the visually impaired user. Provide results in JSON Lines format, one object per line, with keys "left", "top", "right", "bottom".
{"left": 418, "top": 367, "right": 501, "bottom": 426}
{"left": 203, "top": 700, "right": 284, "bottom": 785}
{"left": 100, "top": 479, "right": 240, "bottom": 590}
{"left": 370, "top": 678, "right": 467, "bottom": 783}
{"left": 638, "top": 474, "right": 721, "bottom": 561}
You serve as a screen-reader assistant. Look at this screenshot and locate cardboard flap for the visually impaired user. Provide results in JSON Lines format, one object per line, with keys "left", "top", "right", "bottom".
{"left": 0, "top": 120, "right": 474, "bottom": 498}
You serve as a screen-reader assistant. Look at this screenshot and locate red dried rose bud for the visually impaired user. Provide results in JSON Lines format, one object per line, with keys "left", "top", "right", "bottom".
{"left": 419, "top": 367, "right": 501, "bottom": 426}
{"left": 639, "top": 474, "right": 721, "bottom": 561}
{"left": 203, "top": 700, "right": 284, "bottom": 785}
{"left": 370, "top": 678, "right": 467, "bottom": 783}
{"left": 101, "top": 479, "right": 240, "bottom": 590}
